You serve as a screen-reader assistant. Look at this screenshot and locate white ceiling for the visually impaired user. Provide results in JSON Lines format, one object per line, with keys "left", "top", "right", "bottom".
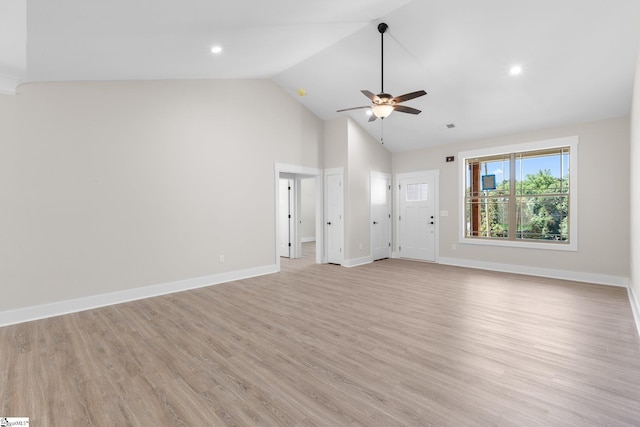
{"left": 4, "top": 0, "right": 640, "bottom": 152}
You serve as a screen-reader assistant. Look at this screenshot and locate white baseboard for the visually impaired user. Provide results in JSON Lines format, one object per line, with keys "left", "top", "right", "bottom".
{"left": 342, "top": 256, "right": 373, "bottom": 268}
{"left": 437, "top": 257, "right": 629, "bottom": 288}
{"left": 628, "top": 285, "right": 640, "bottom": 338}
{"left": 0, "top": 264, "right": 278, "bottom": 328}
{"left": 301, "top": 237, "right": 316, "bottom": 243}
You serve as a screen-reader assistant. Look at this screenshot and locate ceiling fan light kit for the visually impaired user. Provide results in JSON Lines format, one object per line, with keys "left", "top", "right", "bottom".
{"left": 372, "top": 103, "right": 394, "bottom": 118}
{"left": 337, "top": 22, "right": 426, "bottom": 122}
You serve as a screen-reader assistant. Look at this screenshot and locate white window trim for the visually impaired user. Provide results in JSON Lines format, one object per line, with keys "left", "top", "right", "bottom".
{"left": 458, "top": 136, "right": 578, "bottom": 251}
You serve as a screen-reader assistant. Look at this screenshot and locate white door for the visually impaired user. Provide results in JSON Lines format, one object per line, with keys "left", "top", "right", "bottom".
{"left": 371, "top": 173, "right": 391, "bottom": 260}
{"left": 279, "top": 179, "right": 293, "bottom": 257}
{"left": 326, "top": 173, "right": 344, "bottom": 264}
{"left": 398, "top": 173, "right": 437, "bottom": 261}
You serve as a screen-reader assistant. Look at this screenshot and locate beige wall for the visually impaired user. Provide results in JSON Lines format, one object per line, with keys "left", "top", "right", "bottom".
{"left": 630, "top": 43, "right": 640, "bottom": 317}
{"left": 345, "top": 119, "right": 391, "bottom": 261}
{"left": 393, "top": 116, "right": 630, "bottom": 281}
{"left": 323, "top": 117, "right": 348, "bottom": 170}
{"left": 0, "top": 79, "right": 323, "bottom": 311}
{"left": 2, "top": 77, "right": 634, "bottom": 318}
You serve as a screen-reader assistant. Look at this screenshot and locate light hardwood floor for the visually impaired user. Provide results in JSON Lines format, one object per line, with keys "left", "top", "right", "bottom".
{"left": 1, "top": 248, "right": 640, "bottom": 426}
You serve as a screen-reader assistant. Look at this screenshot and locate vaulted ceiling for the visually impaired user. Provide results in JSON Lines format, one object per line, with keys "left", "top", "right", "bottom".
{"left": 3, "top": 0, "right": 640, "bottom": 152}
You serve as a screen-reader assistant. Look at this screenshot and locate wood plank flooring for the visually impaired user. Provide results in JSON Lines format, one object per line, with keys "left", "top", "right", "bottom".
{"left": 1, "top": 249, "right": 640, "bottom": 425}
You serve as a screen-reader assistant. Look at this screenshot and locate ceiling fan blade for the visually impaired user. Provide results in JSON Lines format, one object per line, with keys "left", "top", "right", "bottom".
{"left": 361, "top": 90, "right": 380, "bottom": 102}
{"left": 336, "top": 106, "right": 371, "bottom": 113}
{"left": 394, "top": 105, "right": 422, "bottom": 115}
{"left": 368, "top": 114, "right": 378, "bottom": 122}
{"left": 392, "top": 90, "right": 427, "bottom": 104}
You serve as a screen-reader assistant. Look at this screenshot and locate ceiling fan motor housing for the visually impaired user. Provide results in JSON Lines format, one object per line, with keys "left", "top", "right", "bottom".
{"left": 376, "top": 93, "right": 393, "bottom": 104}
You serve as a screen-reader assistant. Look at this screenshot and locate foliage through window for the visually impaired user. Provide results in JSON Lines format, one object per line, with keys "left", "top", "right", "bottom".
{"left": 462, "top": 140, "right": 576, "bottom": 248}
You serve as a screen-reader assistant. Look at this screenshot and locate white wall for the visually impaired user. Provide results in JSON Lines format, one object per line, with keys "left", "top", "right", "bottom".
{"left": 0, "top": 79, "right": 323, "bottom": 312}
{"left": 346, "top": 119, "right": 391, "bottom": 261}
{"left": 630, "top": 43, "right": 640, "bottom": 327}
{"left": 0, "top": 1, "right": 26, "bottom": 94}
{"left": 393, "top": 116, "right": 630, "bottom": 284}
{"left": 321, "top": 116, "right": 391, "bottom": 264}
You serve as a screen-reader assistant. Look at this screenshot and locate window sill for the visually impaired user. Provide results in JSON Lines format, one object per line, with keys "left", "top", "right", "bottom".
{"left": 460, "top": 237, "right": 577, "bottom": 252}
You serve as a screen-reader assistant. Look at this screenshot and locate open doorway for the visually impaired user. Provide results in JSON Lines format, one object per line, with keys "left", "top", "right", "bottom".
{"left": 278, "top": 174, "right": 316, "bottom": 260}
{"left": 274, "top": 164, "right": 323, "bottom": 269}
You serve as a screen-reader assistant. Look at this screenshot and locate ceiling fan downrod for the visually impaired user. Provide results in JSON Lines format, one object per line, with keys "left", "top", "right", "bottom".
{"left": 378, "top": 23, "right": 388, "bottom": 95}
{"left": 335, "top": 21, "right": 426, "bottom": 122}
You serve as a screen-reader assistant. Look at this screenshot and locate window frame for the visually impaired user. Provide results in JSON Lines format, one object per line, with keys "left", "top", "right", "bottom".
{"left": 458, "top": 136, "right": 578, "bottom": 251}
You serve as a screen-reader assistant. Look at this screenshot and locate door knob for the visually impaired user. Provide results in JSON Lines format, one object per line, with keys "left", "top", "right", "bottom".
{"left": 430, "top": 221, "right": 434, "bottom": 224}
{"left": 327, "top": 222, "right": 332, "bottom": 225}
{"left": 373, "top": 221, "right": 378, "bottom": 225}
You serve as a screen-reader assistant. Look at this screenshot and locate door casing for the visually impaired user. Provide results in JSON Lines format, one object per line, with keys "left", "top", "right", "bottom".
{"left": 394, "top": 170, "right": 440, "bottom": 262}
{"left": 274, "top": 164, "right": 323, "bottom": 269}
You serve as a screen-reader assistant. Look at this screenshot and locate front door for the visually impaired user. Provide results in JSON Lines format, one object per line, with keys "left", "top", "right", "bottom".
{"left": 398, "top": 172, "right": 437, "bottom": 261}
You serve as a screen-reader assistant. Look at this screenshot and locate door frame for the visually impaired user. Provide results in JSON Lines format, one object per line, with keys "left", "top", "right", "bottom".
{"left": 370, "top": 171, "right": 391, "bottom": 261}
{"left": 274, "top": 163, "right": 323, "bottom": 269}
{"left": 278, "top": 176, "right": 297, "bottom": 258}
{"left": 393, "top": 170, "right": 440, "bottom": 261}
{"left": 278, "top": 177, "right": 295, "bottom": 258}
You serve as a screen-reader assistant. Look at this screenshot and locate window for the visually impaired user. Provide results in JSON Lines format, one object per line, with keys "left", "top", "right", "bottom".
{"left": 459, "top": 136, "right": 578, "bottom": 251}
{"left": 406, "top": 183, "right": 428, "bottom": 201}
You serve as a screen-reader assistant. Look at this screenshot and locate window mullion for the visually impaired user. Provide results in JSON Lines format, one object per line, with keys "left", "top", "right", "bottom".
{"left": 508, "top": 152, "right": 516, "bottom": 240}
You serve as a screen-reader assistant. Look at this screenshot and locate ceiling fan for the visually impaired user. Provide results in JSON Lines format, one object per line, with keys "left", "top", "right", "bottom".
{"left": 337, "top": 22, "right": 427, "bottom": 122}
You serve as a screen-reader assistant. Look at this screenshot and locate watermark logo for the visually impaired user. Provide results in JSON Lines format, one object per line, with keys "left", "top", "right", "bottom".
{"left": 0, "top": 418, "right": 29, "bottom": 426}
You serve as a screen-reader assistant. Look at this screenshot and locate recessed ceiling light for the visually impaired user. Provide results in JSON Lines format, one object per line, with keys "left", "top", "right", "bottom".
{"left": 509, "top": 65, "right": 523, "bottom": 76}
{"left": 211, "top": 46, "right": 223, "bottom": 54}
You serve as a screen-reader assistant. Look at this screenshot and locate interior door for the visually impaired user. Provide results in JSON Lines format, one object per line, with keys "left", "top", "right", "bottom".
{"left": 326, "top": 173, "right": 344, "bottom": 264}
{"left": 398, "top": 173, "right": 436, "bottom": 261}
{"left": 279, "top": 178, "right": 292, "bottom": 257}
{"left": 371, "top": 173, "right": 391, "bottom": 260}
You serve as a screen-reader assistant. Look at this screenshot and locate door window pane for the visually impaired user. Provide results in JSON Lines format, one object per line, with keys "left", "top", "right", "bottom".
{"left": 406, "top": 183, "right": 428, "bottom": 201}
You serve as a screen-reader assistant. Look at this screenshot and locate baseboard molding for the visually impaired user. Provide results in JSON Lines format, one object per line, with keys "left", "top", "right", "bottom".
{"left": 0, "top": 264, "right": 278, "bottom": 327}
{"left": 437, "top": 257, "right": 629, "bottom": 288}
{"left": 342, "top": 256, "right": 373, "bottom": 268}
{"left": 301, "top": 237, "right": 316, "bottom": 243}
{"left": 628, "top": 285, "right": 640, "bottom": 338}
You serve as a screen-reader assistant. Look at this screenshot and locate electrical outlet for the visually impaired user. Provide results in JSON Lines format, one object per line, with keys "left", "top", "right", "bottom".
{"left": 219, "top": 255, "right": 225, "bottom": 263}
{"left": 451, "top": 244, "right": 457, "bottom": 251}
{"left": 359, "top": 243, "right": 363, "bottom": 250}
